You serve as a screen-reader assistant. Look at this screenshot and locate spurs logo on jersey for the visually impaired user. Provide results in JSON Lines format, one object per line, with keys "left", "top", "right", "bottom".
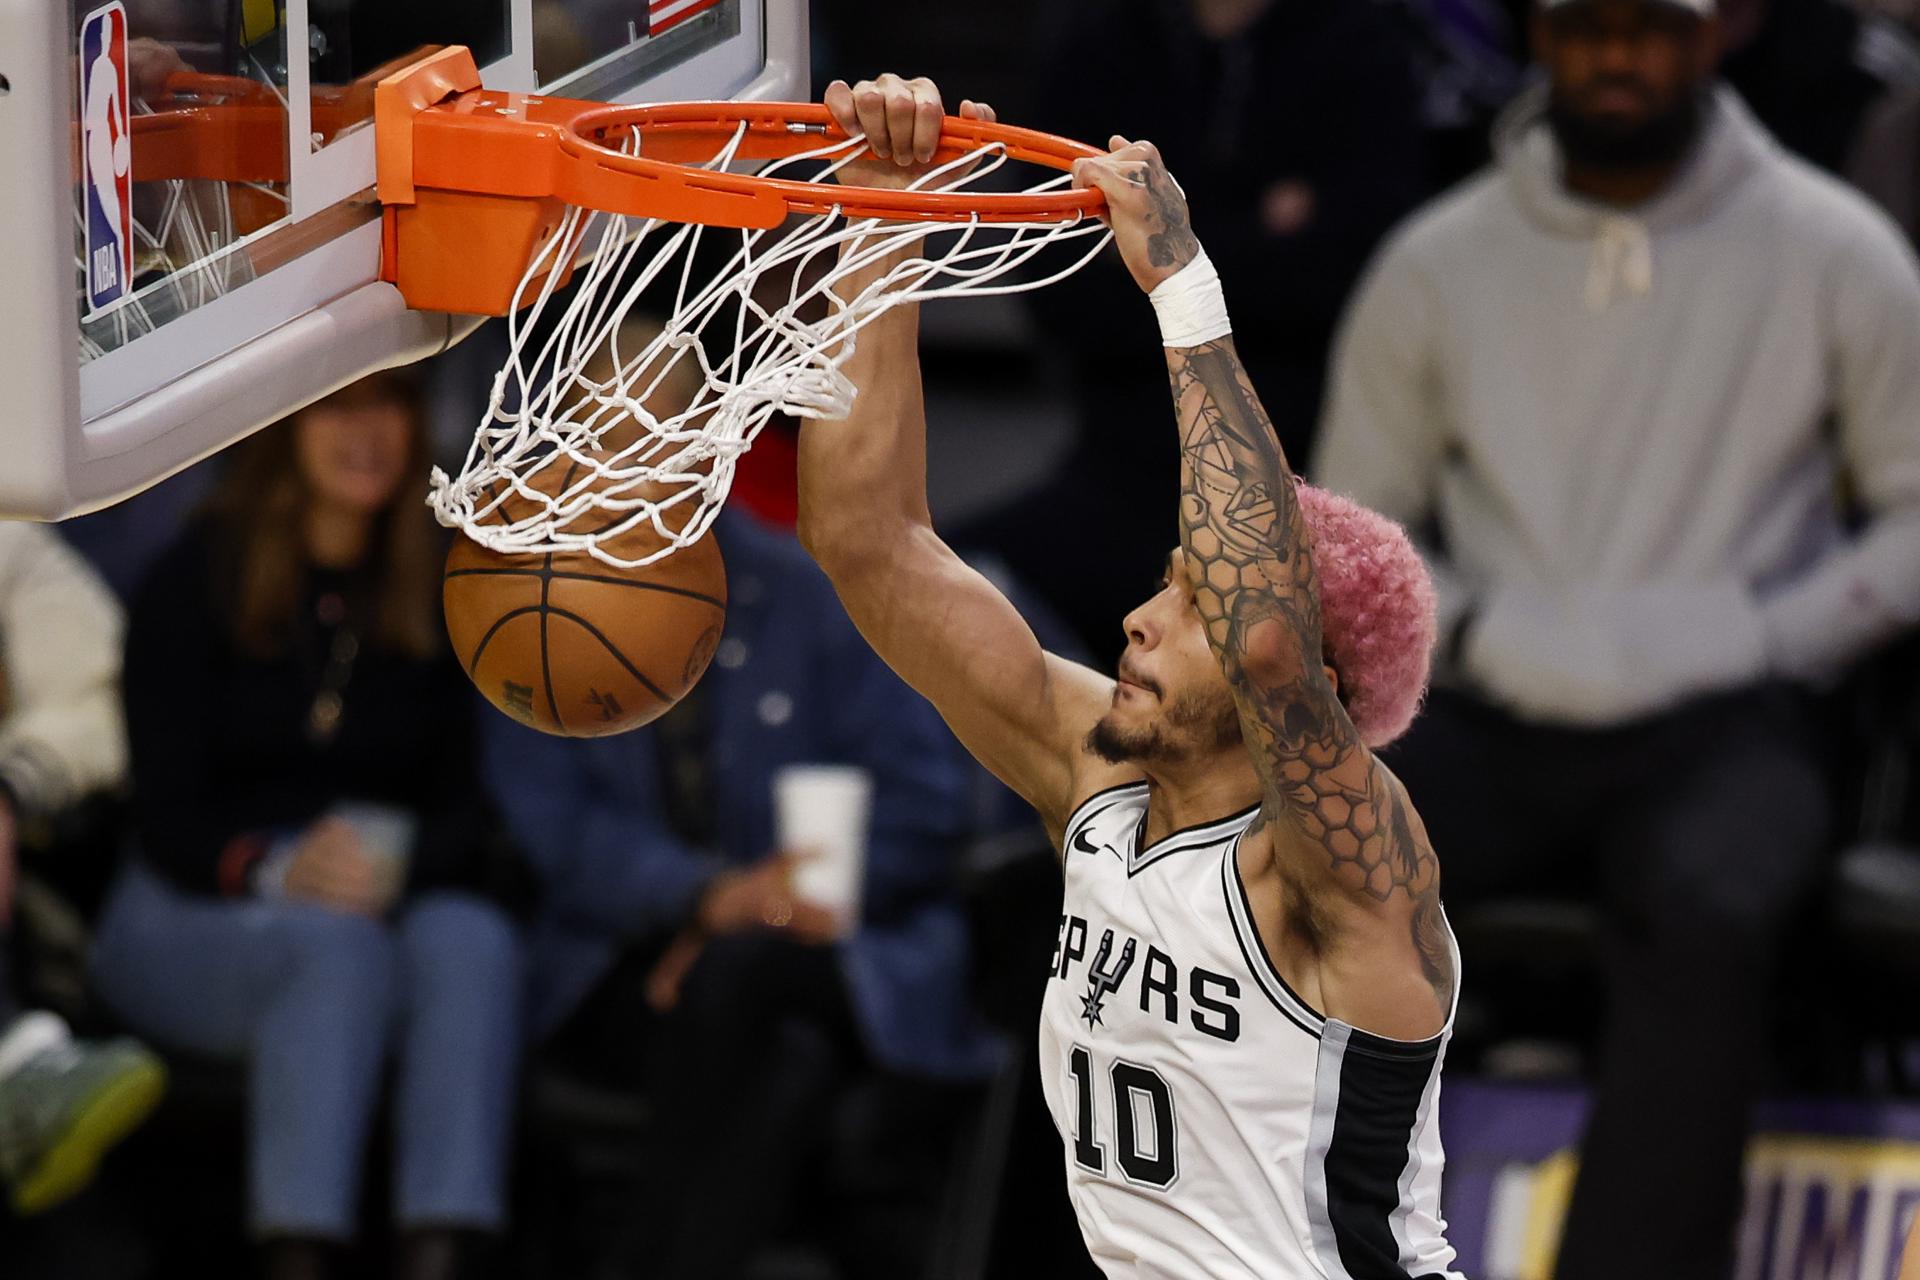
{"left": 1077, "top": 929, "right": 1137, "bottom": 1028}
{"left": 1040, "top": 782, "right": 1465, "bottom": 1280}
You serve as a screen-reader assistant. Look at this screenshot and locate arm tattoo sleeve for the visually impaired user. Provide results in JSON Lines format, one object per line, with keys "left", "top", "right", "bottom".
{"left": 1169, "top": 337, "right": 1451, "bottom": 1005}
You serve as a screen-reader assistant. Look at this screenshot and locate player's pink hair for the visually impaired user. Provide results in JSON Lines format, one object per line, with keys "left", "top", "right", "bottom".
{"left": 1296, "top": 482, "right": 1437, "bottom": 749}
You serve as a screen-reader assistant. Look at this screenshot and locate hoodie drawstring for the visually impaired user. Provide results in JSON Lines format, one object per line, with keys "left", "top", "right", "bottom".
{"left": 1585, "top": 215, "right": 1654, "bottom": 312}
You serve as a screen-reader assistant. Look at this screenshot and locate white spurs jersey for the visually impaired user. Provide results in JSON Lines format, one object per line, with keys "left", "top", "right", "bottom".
{"left": 1040, "top": 783, "right": 1464, "bottom": 1280}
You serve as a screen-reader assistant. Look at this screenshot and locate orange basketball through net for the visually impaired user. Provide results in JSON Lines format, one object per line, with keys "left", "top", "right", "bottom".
{"left": 374, "top": 48, "right": 1112, "bottom": 734}
{"left": 442, "top": 450, "right": 727, "bottom": 736}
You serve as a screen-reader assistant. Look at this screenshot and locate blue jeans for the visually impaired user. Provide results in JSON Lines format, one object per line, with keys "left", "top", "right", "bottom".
{"left": 91, "top": 862, "right": 523, "bottom": 1239}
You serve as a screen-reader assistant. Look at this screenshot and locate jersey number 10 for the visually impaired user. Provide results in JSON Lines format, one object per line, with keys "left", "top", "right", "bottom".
{"left": 1069, "top": 1045, "right": 1179, "bottom": 1189}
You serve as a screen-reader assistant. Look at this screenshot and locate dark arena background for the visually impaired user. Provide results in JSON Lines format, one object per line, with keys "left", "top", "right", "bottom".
{"left": 4, "top": 0, "right": 1920, "bottom": 1277}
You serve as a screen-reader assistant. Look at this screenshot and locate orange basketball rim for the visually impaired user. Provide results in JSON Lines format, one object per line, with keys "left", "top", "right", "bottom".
{"left": 372, "top": 46, "right": 1110, "bottom": 316}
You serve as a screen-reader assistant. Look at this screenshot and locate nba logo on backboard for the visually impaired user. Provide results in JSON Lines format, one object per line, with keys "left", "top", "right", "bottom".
{"left": 80, "top": 2, "right": 134, "bottom": 319}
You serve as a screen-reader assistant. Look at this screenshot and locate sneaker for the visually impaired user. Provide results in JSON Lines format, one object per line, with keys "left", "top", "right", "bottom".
{"left": 0, "top": 1012, "right": 168, "bottom": 1215}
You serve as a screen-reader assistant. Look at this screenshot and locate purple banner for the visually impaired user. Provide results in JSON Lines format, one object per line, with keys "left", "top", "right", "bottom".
{"left": 1440, "top": 1081, "right": 1920, "bottom": 1279}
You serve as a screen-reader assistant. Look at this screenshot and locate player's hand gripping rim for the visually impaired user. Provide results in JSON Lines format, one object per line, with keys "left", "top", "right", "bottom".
{"left": 1071, "top": 136, "right": 1202, "bottom": 294}
{"left": 824, "top": 74, "right": 998, "bottom": 193}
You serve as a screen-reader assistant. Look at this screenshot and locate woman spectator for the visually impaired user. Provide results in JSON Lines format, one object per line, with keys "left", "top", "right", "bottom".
{"left": 90, "top": 373, "right": 524, "bottom": 1280}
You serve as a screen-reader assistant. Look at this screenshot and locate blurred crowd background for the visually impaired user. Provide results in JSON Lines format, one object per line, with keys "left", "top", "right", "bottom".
{"left": 8, "top": 0, "right": 1920, "bottom": 1276}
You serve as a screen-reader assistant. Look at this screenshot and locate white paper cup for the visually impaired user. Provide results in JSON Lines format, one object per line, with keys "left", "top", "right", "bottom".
{"left": 775, "top": 765, "right": 872, "bottom": 931}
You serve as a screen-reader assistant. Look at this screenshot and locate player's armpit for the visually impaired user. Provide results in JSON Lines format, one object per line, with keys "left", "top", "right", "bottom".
{"left": 809, "top": 520, "right": 1118, "bottom": 832}
{"left": 1246, "top": 762, "right": 1452, "bottom": 1028}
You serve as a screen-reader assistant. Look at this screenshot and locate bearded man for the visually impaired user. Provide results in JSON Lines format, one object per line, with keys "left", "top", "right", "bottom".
{"left": 1315, "top": 0, "right": 1920, "bottom": 1275}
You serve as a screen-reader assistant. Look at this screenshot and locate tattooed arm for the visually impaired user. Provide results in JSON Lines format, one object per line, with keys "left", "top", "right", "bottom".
{"left": 798, "top": 76, "right": 1131, "bottom": 839}
{"left": 1074, "top": 139, "right": 1451, "bottom": 1033}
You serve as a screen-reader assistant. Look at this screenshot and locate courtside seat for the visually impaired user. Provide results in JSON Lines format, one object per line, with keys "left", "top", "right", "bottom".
{"left": 94, "top": 1048, "right": 253, "bottom": 1274}
{"left": 1450, "top": 899, "right": 1604, "bottom": 976}
{"left": 1832, "top": 836, "right": 1920, "bottom": 1084}
{"left": 513, "top": 1019, "right": 1010, "bottom": 1280}
{"left": 1449, "top": 634, "right": 1920, "bottom": 1089}
{"left": 1445, "top": 897, "right": 1604, "bottom": 1078}
{"left": 512, "top": 1063, "right": 656, "bottom": 1280}
{"left": 1833, "top": 842, "right": 1920, "bottom": 979}
{"left": 514, "top": 809, "right": 1053, "bottom": 1280}
{"left": 1823, "top": 635, "right": 1920, "bottom": 1090}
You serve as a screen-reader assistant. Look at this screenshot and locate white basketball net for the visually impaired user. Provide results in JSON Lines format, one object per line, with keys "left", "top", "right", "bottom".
{"left": 428, "top": 123, "right": 1113, "bottom": 567}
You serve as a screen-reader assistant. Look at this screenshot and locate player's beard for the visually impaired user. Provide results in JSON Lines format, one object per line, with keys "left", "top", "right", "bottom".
{"left": 1086, "top": 686, "right": 1242, "bottom": 766}
{"left": 1546, "top": 82, "right": 1707, "bottom": 174}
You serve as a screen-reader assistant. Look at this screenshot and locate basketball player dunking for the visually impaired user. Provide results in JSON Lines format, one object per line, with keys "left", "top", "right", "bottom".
{"left": 800, "top": 76, "right": 1462, "bottom": 1279}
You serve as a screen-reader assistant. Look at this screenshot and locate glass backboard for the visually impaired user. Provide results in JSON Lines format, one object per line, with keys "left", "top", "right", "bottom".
{"left": 0, "top": 0, "right": 807, "bottom": 519}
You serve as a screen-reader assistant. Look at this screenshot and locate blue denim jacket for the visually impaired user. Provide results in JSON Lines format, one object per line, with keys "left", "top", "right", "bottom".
{"left": 486, "top": 510, "right": 1001, "bottom": 1080}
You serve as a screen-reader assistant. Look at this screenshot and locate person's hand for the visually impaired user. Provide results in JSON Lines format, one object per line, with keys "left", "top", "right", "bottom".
{"left": 1070, "top": 137, "right": 1201, "bottom": 293}
{"left": 0, "top": 789, "right": 16, "bottom": 930}
{"left": 823, "top": 74, "right": 997, "bottom": 193}
{"left": 696, "top": 853, "right": 840, "bottom": 943}
{"left": 644, "top": 927, "right": 707, "bottom": 1013}
{"left": 282, "top": 816, "right": 391, "bottom": 916}
{"left": 653, "top": 854, "right": 841, "bottom": 1012}
{"left": 127, "top": 38, "right": 192, "bottom": 104}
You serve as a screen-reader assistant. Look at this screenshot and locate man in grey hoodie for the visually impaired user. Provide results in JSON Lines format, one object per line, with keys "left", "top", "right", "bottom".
{"left": 1314, "top": 0, "right": 1920, "bottom": 1274}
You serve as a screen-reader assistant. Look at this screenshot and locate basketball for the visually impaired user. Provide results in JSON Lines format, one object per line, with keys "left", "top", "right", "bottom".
{"left": 442, "top": 475, "right": 727, "bottom": 737}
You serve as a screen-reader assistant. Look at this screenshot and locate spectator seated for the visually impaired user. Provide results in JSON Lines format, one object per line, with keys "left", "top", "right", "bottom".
{"left": 493, "top": 507, "right": 1003, "bottom": 1280}
{"left": 86, "top": 374, "right": 527, "bottom": 1280}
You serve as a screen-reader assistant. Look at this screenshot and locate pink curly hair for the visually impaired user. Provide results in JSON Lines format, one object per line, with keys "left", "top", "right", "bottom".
{"left": 1294, "top": 482, "right": 1437, "bottom": 749}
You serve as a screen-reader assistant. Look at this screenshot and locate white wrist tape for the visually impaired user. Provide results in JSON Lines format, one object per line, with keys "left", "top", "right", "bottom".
{"left": 1148, "top": 248, "right": 1232, "bottom": 348}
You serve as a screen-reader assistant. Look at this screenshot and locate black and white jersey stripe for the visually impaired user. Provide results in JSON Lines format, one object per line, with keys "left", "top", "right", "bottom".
{"left": 1305, "top": 1019, "right": 1456, "bottom": 1280}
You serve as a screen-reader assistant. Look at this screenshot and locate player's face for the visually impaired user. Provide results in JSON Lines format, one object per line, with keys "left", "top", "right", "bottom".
{"left": 293, "top": 390, "right": 414, "bottom": 517}
{"left": 1537, "top": 0, "right": 1717, "bottom": 168}
{"left": 1087, "top": 550, "right": 1242, "bottom": 767}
